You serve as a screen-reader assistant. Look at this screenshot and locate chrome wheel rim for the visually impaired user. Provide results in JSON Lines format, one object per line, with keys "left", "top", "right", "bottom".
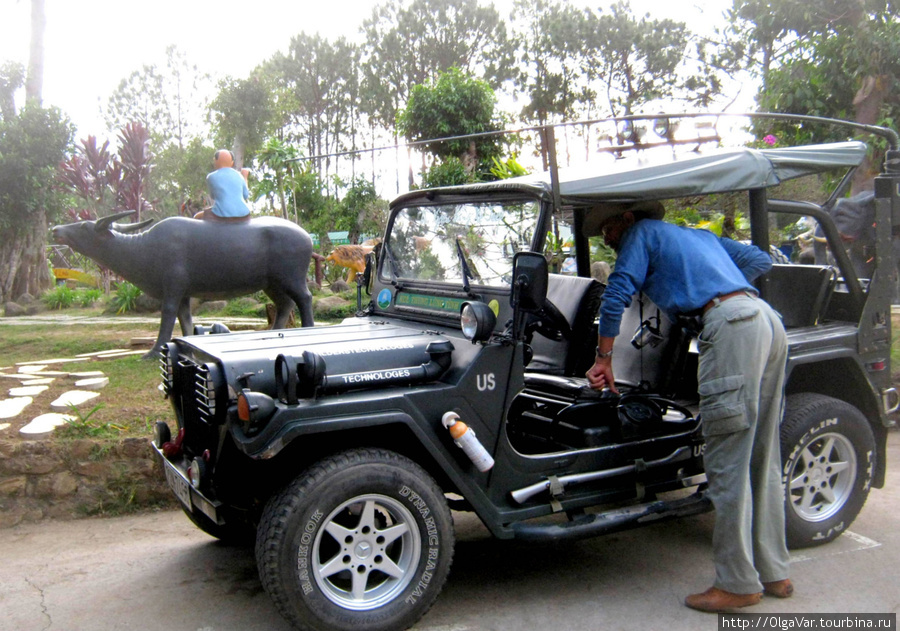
{"left": 787, "top": 431, "right": 857, "bottom": 522}
{"left": 311, "top": 494, "right": 421, "bottom": 610}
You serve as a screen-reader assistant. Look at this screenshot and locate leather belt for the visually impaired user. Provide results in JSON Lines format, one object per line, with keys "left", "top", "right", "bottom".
{"left": 702, "top": 290, "right": 755, "bottom": 314}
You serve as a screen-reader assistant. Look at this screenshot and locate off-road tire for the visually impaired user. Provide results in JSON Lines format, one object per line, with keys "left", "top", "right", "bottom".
{"left": 256, "top": 448, "right": 454, "bottom": 631}
{"left": 780, "top": 393, "right": 875, "bottom": 548}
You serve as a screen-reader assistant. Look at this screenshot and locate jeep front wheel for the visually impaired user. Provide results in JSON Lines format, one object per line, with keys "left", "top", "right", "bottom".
{"left": 256, "top": 448, "right": 454, "bottom": 631}
{"left": 780, "top": 393, "right": 875, "bottom": 549}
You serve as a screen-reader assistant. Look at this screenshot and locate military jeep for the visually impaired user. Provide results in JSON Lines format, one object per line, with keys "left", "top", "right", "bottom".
{"left": 152, "top": 114, "right": 899, "bottom": 631}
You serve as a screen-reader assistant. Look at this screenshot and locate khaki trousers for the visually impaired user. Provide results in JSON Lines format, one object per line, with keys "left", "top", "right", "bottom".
{"left": 698, "top": 294, "right": 791, "bottom": 594}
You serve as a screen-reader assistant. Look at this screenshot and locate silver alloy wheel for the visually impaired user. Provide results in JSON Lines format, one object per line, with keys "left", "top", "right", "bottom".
{"left": 311, "top": 494, "right": 421, "bottom": 611}
{"left": 787, "top": 431, "right": 857, "bottom": 522}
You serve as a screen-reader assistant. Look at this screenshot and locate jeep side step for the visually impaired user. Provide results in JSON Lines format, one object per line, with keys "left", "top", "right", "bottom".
{"left": 510, "top": 492, "right": 712, "bottom": 542}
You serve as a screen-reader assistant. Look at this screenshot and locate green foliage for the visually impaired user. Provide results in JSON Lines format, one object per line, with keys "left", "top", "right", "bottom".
{"left": 255, "top": 137, "right": 300, "bottom": 219}
{"left": 734, "top": 0, "right": 900, "bottom": 153}
{"left": 337, "top": 177, "right": 388, "bottom": 242}
{"left": 359, "top": 0, "right": 511, "bottom": 131}
{"left": 74, "top": 288, "right": 103, "bottom": 307}
{"left": 111, "top": 281, "right": 142, "bottom": 314}
{"left": 0, "top": 104, "right": 74, "bottom": 231}
{"left": 490, "top": 155, "right": 529, "bottom": 180}
{"left": 57, "top": 403, "right": 126, "bottom": 439}
{"left": 43, "top": 285, "right": 75, "bottom": 310}
{"left": 149, "top": 136, "right": 214, "bottom": 216}
{"left": 420, "top": 157, "right": 477, "bottom": 188}
{"left": 210, "top": 72, "right": 275, "bottom": 160}
{"left": 266, "top": 32, "right": 357, "bottom": 182}
{"left": 222, "top": 296, "right": 268, "bottom": 318}
{"left": 0, "top": 61, "right": 25, "bottom": 120}
{"left": 398, "top": 67, "right": 504, "bottom": 173}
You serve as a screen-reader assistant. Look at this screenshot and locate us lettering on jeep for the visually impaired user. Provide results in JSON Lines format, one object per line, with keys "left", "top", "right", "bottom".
{"left": 477, "top": 373, "right": 496, "bottom": 391}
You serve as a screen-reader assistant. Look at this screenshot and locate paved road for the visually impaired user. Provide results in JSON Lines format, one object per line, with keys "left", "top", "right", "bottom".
{"left": 2, "top": 430, "right": 898, "bottom": 631}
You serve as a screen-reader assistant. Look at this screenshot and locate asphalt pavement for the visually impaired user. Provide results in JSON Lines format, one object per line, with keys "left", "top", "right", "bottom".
{"left": 2, "top": 430, "right": 898, "bottom": 631}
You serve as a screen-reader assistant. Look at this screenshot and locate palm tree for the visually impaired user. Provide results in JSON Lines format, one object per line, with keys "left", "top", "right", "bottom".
{"left": 257, "top": 138, "right": 299, "bottom": 221}
{"left": 25, "top": 0, "right": 45, "bottom": 104}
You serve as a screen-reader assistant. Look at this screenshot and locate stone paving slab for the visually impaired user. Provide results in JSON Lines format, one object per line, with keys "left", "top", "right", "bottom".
{"left": 0, "top": 397, "right": 33, "bottom": 419}
{"left": 9, "top": 385, "right": 49, "bottom": 397}
{"left": 19, "top": 413, "right": 75, "bottom": 437}
{"left": 50, "top": 391, "right": 100, "bottom": 410}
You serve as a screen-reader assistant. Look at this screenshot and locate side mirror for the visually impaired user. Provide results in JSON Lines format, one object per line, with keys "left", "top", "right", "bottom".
{"left": 510, "top": 251, "right": 548, "bottom": 313}
{"left": 362, "top": 250, "right": 377, "bottom": 295}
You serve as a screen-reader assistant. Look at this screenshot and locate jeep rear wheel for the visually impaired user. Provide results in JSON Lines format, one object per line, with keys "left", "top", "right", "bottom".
{"left": 256, "top": 449, "right": 454, "bottom": 631}
{"left": 780, "top": 393, "right": 875, "bottom": 549}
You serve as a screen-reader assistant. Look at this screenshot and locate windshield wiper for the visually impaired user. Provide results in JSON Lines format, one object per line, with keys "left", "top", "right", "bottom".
{"left": 382, "top": 241, "right": 402, "bottom": 286}
{"left": 456, "top": 238, "right": 477, "bottom": 293}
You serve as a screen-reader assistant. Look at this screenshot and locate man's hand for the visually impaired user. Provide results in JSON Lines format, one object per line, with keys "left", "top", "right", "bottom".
{"left": 586, "top": 356, "right": 618, "bottom": 393}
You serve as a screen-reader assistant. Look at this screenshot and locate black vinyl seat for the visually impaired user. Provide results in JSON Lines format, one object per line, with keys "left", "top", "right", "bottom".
{"left": 526, "top": 274, "right": 605, "bottom": 377}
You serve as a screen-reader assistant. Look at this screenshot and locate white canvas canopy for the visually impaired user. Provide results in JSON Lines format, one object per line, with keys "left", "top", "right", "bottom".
{"left": 394, "top": 141, "right": 868, "bottom": 209}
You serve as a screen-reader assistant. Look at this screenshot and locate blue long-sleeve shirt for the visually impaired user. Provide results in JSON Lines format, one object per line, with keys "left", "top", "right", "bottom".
{"left": 207, "top": 167, "right": 250, "bottom": 218}
{"left": 598, "top": 219, "right": 772, "bottom": 337}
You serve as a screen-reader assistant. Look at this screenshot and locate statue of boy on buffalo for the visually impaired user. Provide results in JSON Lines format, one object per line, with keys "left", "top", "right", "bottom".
{"left": 52, "top": 151, "right": 314, "bottom": 358}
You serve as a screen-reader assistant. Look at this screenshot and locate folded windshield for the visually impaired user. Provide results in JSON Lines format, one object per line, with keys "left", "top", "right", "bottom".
{"left": 385, "top": 200, "right": 540, "bottom": 287}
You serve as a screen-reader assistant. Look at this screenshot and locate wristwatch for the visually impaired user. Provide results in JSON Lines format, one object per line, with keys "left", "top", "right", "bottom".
{"left": 596, "top": 347, "right": 613, "bottom": 359}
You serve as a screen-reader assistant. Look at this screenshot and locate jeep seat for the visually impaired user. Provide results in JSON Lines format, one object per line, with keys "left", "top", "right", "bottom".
{"left": 527, "top": 274, "right": 605, "bottom": 376}
{"left": 764, "top": 264, "right": 837, "bottom": 327}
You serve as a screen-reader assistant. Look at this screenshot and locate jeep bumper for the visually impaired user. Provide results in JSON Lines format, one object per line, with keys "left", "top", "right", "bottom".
{"left": 151, "top": 442, "right": 222, "bottom": 525}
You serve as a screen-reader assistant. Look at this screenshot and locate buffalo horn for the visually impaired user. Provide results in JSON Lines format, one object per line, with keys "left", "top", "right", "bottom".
{"left": 95, "top": 210, "right": 137, "bottom": 232}
{"left": 113, "top": 218, "right": 155, "bottom": 233}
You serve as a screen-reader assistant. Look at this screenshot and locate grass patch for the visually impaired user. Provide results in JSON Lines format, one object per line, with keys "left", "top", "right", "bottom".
{"left": 0, "top": 321, "right": 169, "bottom": 438}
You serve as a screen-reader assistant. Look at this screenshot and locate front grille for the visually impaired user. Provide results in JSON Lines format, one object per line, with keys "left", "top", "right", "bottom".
{"left": 159, "top": 351, "right": 173, "bottom": 393}
{"left": 192, "top": 362, "right": 216, "bottom": 424}
{"left": 175, "top": 355, "right": 222, "bottom": 425}
{"left": 174, "top": 354, "right": 224, "bottom": 457}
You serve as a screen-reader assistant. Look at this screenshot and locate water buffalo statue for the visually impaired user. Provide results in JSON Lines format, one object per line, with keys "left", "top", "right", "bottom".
{"left": 52, "top": 211, "right": 315, "bottom": 358}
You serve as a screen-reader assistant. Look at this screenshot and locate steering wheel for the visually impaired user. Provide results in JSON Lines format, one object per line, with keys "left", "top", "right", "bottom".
{"left": 529, "top": 297, "right": 572, "bottom": 341}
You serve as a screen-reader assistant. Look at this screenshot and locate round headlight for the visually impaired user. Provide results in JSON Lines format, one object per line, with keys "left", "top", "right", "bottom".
{"left": 461, "top": 301, "right": 496, "bottom": 342}
{"left": 188, "top": 458, "right": 206, "bottom": 489}
{"left": 153, "top": 421, "right": 171, "bottom": 448}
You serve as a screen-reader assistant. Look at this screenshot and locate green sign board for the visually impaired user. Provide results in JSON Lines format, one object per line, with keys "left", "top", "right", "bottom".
{"left": 396, "top": 292, "right": 464, "bottom": 313}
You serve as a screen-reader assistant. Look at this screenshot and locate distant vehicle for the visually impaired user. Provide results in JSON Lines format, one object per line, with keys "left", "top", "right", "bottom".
{"left": 152, "top": 113, "right": 898, "bottom": 631}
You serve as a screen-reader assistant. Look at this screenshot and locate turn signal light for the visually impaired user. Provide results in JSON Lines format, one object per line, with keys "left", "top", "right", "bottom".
{"left": 236, "top": 390, "right": 276, "bottom": 424}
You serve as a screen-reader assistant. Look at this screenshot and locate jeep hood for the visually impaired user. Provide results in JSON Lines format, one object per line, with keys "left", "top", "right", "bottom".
{"left": 173, "top": 322, "right": 455, "bottom": 396}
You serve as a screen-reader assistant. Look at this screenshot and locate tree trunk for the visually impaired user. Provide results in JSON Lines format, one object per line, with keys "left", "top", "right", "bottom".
{"left": 25, "top": 0, "right": 46, "bottom": 104}
{"left": 851, "top": 74, "right": 889, "bottom": 193}
{"left": 0, "top": 211, "right": 51, "bottom": 304}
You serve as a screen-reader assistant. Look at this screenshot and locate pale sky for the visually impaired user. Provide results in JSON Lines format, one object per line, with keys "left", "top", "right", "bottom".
{"left": 0, "top": 0, "right": 736, "bottom": 137}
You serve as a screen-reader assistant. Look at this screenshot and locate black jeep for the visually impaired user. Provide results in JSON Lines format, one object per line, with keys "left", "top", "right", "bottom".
{"left": 152, "top": 114, "right": 899, "bottom": 631}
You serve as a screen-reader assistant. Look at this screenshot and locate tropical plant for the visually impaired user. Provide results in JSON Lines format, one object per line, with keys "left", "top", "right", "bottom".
{"left": 42, "top": 284, "right": 75, "bottom": 309}
{"left": 111, "top": 281, "right": 142, "bottom": 314}
{"left": 73, "top": 287, "right": 102, "bottom": 307}
{"left": 490, "top": 155, "right": 529, "bottom": 180}
{"left": 256, "top": 137, "right": 299, "bottom": 220}
{"left": 57, "top": 122, "right": 155, "bottom": 221}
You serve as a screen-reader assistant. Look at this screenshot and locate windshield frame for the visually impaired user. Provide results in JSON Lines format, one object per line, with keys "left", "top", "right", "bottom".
{"left": 380, "top": 194, "right": 546, "bottom": 291}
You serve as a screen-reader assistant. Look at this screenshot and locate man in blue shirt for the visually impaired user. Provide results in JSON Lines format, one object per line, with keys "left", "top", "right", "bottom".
{"left": 197, "top": 149, "right": 251, "bottom": 220}
{"left": 586, "top": 203, "right": 793, "bottom": 613}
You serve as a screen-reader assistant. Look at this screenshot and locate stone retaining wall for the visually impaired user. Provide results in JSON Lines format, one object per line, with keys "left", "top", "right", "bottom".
{"left": 0, "top": 437, "right": 176, "bottom": 528}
